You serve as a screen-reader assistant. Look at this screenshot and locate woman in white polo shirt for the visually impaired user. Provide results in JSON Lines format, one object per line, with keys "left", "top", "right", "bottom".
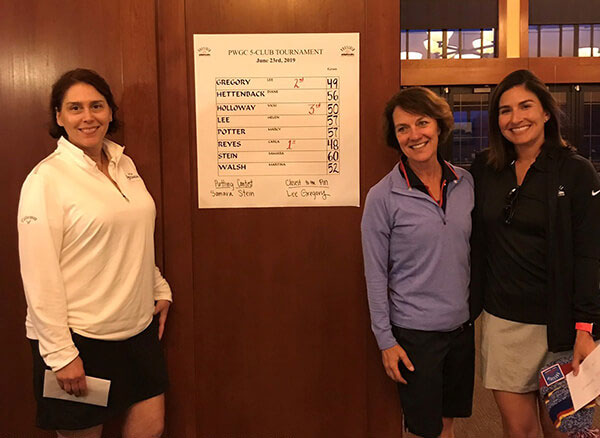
{"left": 18, "top": 68, "right": 172, "bottom": 438}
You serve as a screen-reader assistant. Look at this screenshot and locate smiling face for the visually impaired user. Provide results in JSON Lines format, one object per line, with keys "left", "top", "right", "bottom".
{"left": 55, "top": 82, "right": 112, "bottom": 154}
{"left": 393, "top": 106, "right": 440, "bottom": 167}
{"left": 498, "top": 84, "right": 548, "bottom": 151}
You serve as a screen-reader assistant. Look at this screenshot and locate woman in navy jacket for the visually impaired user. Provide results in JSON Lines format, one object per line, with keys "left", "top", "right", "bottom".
{"left": 470, "top": 69, "right": 600, "bottom": 438}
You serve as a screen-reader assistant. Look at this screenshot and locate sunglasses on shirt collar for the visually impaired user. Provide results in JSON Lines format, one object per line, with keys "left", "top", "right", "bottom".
{"left": 503, "top": 186, "right": 520, "bottom": 225}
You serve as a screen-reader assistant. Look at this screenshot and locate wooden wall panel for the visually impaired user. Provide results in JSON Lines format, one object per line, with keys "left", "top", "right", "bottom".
{"left": 401, "top": 58, "right": 528, "bottom": 85}
{"left": 119, "top": 0, "right": 164, "bottom": 259}
{"left": 155, "top": 0, "right": 405, "bottom": 436}
{"left": 156, "top": 0, "right": 198, "bottom": 436}
{"left": 498, "top": 0, "right": 508, "bottom": 58}
{"left": 1, "top": 2, "right": 121, "bottom": 436}
{"left": 186, "top": 2, "right": 369, "bottom": 436}
{"left": 364, "top": 2, "right": 405, "bottom": 437}
{"left": 527, "top": 57, "right": 600, "bottom": 83}
{"left": 520, "top": 0, "right": 530, "bottom": 57}
{"left": 401, "top": 57, "right": 600, "bottom": 86}
{"left": 0, "top": 1, "right": 164, "bottom": 436}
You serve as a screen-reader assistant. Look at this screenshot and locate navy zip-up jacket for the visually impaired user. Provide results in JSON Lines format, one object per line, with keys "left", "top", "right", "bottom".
{"left": 470, "top": 145, "right": 600, "bottom": 352}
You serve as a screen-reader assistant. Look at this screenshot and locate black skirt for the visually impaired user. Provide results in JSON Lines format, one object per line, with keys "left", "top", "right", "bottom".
{"left": 30, "top": 316, "right": 168, "bottom": 430}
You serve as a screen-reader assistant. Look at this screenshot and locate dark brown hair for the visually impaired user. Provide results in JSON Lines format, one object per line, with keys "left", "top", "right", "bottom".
{"left": 49, "top": 68, "right": 120, "bottom": 139}
{"left": 383, "top": 87, "right": 454, "bottom": 153}
{"left": 487, "top": 69, "right": 572, "bottom": 170}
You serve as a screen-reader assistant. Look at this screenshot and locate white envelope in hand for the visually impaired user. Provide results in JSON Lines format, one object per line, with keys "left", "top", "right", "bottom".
{"left": 43, "top": 370, "right": 111, "bottom": 407}
{"left": 566, "top": 345, "right": 600, "bottom": 412}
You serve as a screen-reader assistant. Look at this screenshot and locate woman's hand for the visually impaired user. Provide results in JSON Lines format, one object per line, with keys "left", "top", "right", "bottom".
{"left": 154, "top": 300, "right": 171, "bottom": 340}
{"left": 572, "top": 330, "right": 597, "bottom": 376}
{"left": 55, "top": 356, "right": 87, "bottom": 397}
{"left": 381, "top": 344, "right": 414, "bottom": 384}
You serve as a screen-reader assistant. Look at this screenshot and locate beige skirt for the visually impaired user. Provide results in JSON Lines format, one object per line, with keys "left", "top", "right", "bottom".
{"left": 480, "top": 311, "right": 566, "bottom": 393}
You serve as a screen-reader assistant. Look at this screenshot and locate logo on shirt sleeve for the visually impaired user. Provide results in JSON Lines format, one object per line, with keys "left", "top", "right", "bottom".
{"left": 125, "top": 172, "right": 140, "bottom": 180}
{"left": 20, "top": 216, "right": 38, "bottom": 224}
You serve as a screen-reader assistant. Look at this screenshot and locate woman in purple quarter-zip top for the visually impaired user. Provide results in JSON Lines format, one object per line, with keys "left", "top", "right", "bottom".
{"left": 361, "top": 87, "right": 475, "bottom": 438}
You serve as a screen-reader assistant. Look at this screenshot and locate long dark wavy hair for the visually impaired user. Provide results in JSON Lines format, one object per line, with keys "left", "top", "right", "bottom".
{"left": 487, "top": 69, "right": 572, "bottom": 170}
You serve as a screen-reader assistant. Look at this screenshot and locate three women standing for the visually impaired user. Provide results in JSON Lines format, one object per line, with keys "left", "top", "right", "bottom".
{"left": 20, "top": 66, "right": 600, "bottom": 438}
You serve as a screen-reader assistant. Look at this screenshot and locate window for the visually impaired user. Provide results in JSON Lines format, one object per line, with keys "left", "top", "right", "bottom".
{"left": 447, "top": 88, "right": 490, "bottom": 164}
{"left": 401, "top": 30, "right": 428, "bottom": 59}
{"left": 529, "top": 0, "right": 600, "bottom": 56}
{"left": 582, "top": 86, "right": 600, "bottom": 161}
{"left": 401, "top": 29, "right": 496, "bottom": 60}
{"left": 423, "top": 87, "right": 491, "bottom": 165}
{"left": 562, "top": 26, "right": 575, "bottom": 57}
{"left": 540, "top": 25, "right": 560, "bottom": 57}
{"left": 400, "top": 0, "right": 497, "bottom": 61}
{"left": 529, "top": 24, "right": 600, "bottom": 57}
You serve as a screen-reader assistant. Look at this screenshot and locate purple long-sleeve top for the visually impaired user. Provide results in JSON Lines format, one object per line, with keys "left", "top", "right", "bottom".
{"left": 361, "top": 163, "right": 473, "bottom": 350}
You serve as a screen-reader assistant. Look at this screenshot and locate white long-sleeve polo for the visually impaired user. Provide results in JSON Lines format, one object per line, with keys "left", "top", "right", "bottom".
{"left": 18, "top": 136, "right": 172, "bottom": 371}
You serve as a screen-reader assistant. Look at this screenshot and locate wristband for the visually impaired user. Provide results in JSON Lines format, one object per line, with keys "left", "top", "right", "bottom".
{"left": 575, "top": 322, "right": 594, "bottom": 333}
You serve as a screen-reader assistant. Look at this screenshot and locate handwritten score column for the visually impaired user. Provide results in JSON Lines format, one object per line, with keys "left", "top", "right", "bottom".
{"left": 194, "top": 34, "right": 359, "bottom": 208}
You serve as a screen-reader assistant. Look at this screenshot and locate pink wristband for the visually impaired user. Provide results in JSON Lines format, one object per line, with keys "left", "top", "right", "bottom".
{"left": 576, "top": 322, "right": 594, "bottom": 333}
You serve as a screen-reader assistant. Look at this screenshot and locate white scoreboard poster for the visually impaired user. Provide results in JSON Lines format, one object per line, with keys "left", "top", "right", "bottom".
{"left": 193, "top": 33, "right": 360, "bottom": 209}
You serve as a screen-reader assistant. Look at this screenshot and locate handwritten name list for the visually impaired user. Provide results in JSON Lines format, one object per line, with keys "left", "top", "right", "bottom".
{"left": 194, "top": 33, "right": 359, "bottom": 208}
